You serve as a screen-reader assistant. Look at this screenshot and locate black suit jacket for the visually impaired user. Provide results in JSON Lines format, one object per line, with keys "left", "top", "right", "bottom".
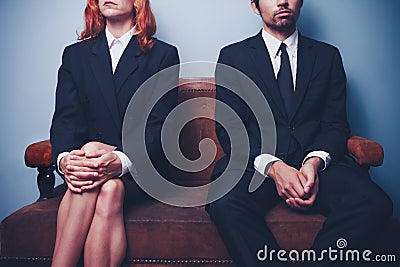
{"left": 50, "top": 31, "right": 179, "bottom": 170}
{"left": 213, "top": 31, "right": 350, "bottom": 176}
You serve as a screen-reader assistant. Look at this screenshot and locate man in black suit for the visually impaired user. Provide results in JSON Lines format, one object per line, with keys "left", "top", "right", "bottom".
{"left": 207, "top": 0, "right": 393, "bottom": 266}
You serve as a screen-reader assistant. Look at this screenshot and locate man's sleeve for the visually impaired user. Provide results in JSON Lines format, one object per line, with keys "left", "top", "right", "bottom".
{"left": 304, "top": 48, "right": 350, "bottom": 161}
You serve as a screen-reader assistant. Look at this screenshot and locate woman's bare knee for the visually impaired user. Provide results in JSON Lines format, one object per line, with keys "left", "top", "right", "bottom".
{"left": 95, "top": 179, "right": 125, "bottom": 217}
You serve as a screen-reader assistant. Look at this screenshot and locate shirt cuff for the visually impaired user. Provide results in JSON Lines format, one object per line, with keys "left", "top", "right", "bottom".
{"left": 112, "top": 151, "right": 137, "bottom": 178}
{"left": 254, "top": 154, "right": 281, "bottom": 177}
{"left": 302, "top": 151, "right": 332, "bottom": 171}
{"left": 57, "top": 152, "right": 69, "bottom": 174}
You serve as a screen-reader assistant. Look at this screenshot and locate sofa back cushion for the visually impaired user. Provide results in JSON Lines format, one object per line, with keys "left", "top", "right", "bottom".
{"left": 173, "top": 78, "right": 225, "bottom": 186}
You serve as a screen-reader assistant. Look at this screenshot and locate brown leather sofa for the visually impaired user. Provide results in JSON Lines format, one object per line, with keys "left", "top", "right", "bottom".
{"left": 1, "top": 78, "right": 399, "bottom": 267}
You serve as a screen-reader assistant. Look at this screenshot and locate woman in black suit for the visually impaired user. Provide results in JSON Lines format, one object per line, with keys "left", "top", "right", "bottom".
{"left": 50, "top": 0, "right": 179, "bottom": 266}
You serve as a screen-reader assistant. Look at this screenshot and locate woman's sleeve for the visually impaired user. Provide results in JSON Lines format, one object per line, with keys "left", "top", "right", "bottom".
{"left": 50, "top": 46, "right": 88, "bottom": 162}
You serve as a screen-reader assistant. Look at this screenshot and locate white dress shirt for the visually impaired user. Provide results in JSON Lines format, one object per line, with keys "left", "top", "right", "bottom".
{"left": 57, "top": 26, "right": 136, "bottom": 177}
{"left": 253, "top": 29, "right": 331, "bottom": 177}
{"left": 106, "top": 26, "right": 135, "bottom": 73}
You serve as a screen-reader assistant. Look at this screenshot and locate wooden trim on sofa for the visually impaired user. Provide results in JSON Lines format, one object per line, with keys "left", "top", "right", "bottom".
{"left": 0, "top": 256, "right": 234, "bottom": 265}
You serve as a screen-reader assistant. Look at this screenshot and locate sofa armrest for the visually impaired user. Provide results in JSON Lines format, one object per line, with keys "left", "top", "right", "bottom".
{"left": 347, "top": 136, "right": 384, "bottom": 167}
{"left": 25, "top": 140, "right": 53, "bottom": 168}
{"left": 24, "top": 140, "right": 55, "bottom": 201}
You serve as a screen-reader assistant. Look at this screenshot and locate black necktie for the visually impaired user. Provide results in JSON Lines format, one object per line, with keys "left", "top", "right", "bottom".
{"left": 277, "top": 43, "right": 294, "bottom": 117}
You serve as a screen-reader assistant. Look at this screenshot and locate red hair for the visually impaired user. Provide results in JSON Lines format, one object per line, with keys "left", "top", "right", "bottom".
{"left": 79, "top": 0, "right": 156, "bottom": 52}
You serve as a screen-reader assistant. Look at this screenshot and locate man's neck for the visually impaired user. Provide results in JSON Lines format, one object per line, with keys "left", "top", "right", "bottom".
{"left": 263, "top": 25, "right": 296, "bottom": 42}
{"left": 106, "top": 19, "right": 134, "bottom": 39}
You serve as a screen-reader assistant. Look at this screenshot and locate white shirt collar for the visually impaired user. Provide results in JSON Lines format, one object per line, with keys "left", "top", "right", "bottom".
{"left": 105, "top": 26, "right": 135, "bottom": 49}
{"left": 261, "top": 28, "right": 298, "bottom": 58}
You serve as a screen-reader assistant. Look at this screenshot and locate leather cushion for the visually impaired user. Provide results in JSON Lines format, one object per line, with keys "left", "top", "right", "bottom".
{"left": 1, "top": 196, "right": 326, "bottom": 260}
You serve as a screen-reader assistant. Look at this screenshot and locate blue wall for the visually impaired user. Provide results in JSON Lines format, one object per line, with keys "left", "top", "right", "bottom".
{"left": 0, "top": 0, "right": 398, "bottom": 221}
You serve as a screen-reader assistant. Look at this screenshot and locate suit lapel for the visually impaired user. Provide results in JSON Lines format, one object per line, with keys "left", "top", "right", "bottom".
{"left": 291, "top": 34, "right": 316, "bottom": 120}
{"left": 89, "top": 31, "right": 121, "bottom": 131}
{"left": 248, "top": 32, "right": 288, "bottom": 120}
{"left": 113, "top": 36, "right": 141, "bottom": 93}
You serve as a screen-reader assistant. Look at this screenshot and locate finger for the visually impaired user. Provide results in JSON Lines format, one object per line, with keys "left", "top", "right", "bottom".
{"left": 290, "top": 177, "right": 306, "bottom": 198}
{"left": 67, "top": 174, "right": 94, "bottom": 181}
{"left": 294, "top": 197, "right": 316, "bottom": 210}
{"left": 303, "top": 174, "right": 315, "bottom": 194}
{"left": 69, "top": 150, "right": 85, "bottom": 157}
{"left": 81, "top": 159, "right": 100, "bottom": 168}
{"left": 70, "top": 149, "right": 85, "bottom": 155}
{"left": 285, "top": 198, "right": 295, "bottom": 208}
{"left": 69, "top": 180, "right": 94, "bottom": 188}
{"left": 64, "top": 174, "right": 79, "bottom": 182}
{"left": 98, "top": 152, "right": 120, "bottom": 166}
{"left": 276, "top": 177, "right": 303, "bottom": 199}
{"left": 277, "top": 185, "right": 292, "bottom": 199}
{"left": 300, "top": 166, "right": 313, "bottom": 184}
{"left": 286, "top": 186, "right": 302, "bottom": 199}
{"left": 69, "top": 154, "right": 86, "bottom": 161}
{"left": 66, "top": 165, "right": 99, "bottom": 173}
{"left": 96, "top": 167, "right": 115, "bottom": 176}
{"left": 295, "top": 197, "right": 312, "bottom": 206}
{"left": 279, "top": 192, "right": 289, "bottom": 200}
{"left": 67, "top": 159, "right": 99, "bottom": 168}
{"left": 85, "top": 149, "right": 108, "bottom": 158}
{"left": 279, "top": 185, "right": 301, "bottom": 200}
{"left": 298, "top": 172, "right": 308, "bottom": 188}
{"left": 305, "top": 188, "right": 318, "bottom": 204}
{"left": 67, "top": 181, "right": 82, "bottom": 193}
{"left": 67, "top": 171, "right": 99, "bottom": 180}
{"left": 289, "top": 198, "right": 310, "bottom": 211}
{"left": 64, "top": 174, "right": 72, "bottom": 184}
{"left": 65, "top": 174, "right": 88, "bottom": 184}
{"left": 286, "top": 198, "right": 305, "bottom": 210}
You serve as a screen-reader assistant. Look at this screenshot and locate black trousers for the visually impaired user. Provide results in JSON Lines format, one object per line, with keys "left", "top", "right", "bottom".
{"left": 206, "top": 158, "right": 393, "bottom": 267}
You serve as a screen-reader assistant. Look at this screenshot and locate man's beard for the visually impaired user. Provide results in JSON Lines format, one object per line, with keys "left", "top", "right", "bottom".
{"left": 266, "top": 17, "right": 295, "bottom": 33}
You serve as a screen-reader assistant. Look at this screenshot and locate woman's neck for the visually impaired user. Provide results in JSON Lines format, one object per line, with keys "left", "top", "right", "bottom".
{"left": 106, "top": 19, "right": 134, "bottom": 39}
